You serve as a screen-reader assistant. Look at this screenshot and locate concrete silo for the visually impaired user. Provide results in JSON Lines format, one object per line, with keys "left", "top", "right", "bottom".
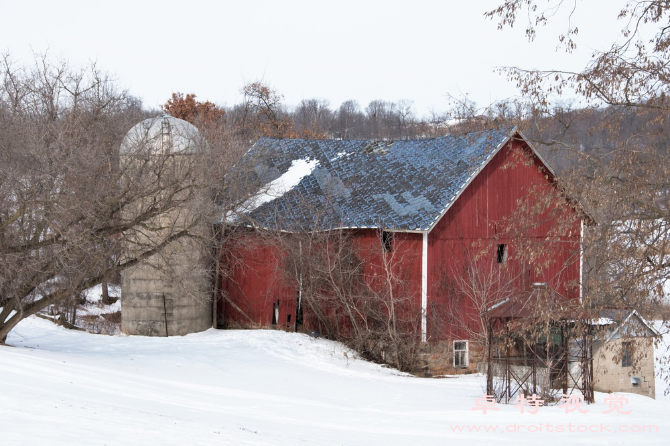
{"left": 120, "top": 114, "right": 212, "bottom": 336}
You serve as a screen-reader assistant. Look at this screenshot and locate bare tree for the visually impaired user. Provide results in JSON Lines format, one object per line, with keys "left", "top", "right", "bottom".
{"left": 293, "top": 98, "right": 334, "bottom": 138}
{"left": 231, "top": 80, "right": 297, "bottom": 139}
{"left": 484, "top": 1, "right": 670, "bottom": 320}
{"left": 438, "top": 255, "right": 518, "bottom": 347}
{"left": 334, "top": 100, "right": 365, "bottom": 139}
{"left": 0, "top": 54, "right": 252, "bottom": 342}
{"left": 264, "top": 190, "right": 423, "bottom": 372}
{"left": 278, "top": 227, "right": 422, "bottom": 371}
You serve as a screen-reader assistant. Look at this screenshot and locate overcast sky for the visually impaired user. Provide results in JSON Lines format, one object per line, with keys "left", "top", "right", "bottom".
{"left": 1, "top": 0, "right": 625, "bottom": 116}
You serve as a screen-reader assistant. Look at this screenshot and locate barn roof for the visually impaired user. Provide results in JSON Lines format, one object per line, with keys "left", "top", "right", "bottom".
{"left": 232, "top": 127, "right": 535, "bottom": 232}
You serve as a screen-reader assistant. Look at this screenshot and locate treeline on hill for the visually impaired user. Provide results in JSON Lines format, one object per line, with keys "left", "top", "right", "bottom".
{"left": 165, "top": 84, "right": 670, "bottom": 183}
{"left": 163, "top": 86, "right": 454, "bottom": 143}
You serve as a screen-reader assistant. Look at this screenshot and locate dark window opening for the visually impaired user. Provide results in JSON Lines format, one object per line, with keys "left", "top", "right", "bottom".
{"left": 622, "top": 341, "right": 633, "bottom": 367}
{"left": 382, "top": 231, "right": 393, "bottom": 253}
{"left": 496, "top": 244, "right": 508, "bottom": 264}
{"left": 296, "top": 293, "right": 303, "bottom": 326}
{"left": 287, "top": 314, "right": 291, "bottom": 323}
{"left": 272, "top": 301, "right": 279, "bottom": 325}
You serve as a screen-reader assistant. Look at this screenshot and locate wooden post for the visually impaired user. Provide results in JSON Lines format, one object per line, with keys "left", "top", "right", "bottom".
{"left": 584, "top": 331, "right": 594, "bottom": 403}
{"left": 505, "top": 325, "right": 511, "bottom": 404}
{"left": 213, "top": 248, "right": 221, "bottom": 329}
{"left": 486, "top": 319, "right": 493, "bottom": 397}
{"left": 163, "top": 293, "right": 169, "bottom": 337}
{"left": 562, "top": 324, "right": 568, "bottom": 396}
{"left": 532, "top": 340, "right": 537, "bottom": 396}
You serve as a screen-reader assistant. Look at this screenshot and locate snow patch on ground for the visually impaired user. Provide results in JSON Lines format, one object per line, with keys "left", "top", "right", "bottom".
{"left": 84, "top": 283, "right": 121, "bottom": 304}
{"left": 38, "top": 283, "right": 122, "bottom": 335}
{"left": 78, "top": 284, "right": 121, "bottom": 316}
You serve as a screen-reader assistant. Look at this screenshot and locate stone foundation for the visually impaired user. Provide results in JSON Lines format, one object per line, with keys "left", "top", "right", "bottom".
{"left": 414, "top": 340, "right": 483, "bottom": 377}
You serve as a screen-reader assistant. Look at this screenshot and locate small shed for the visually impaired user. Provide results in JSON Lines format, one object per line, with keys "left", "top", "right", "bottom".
{"left": 592, "top": 309, "right": 660, "bottom": 399}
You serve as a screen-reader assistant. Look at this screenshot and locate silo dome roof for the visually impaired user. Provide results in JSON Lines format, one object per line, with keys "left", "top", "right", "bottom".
{"left": 121, "top": 114, "right": 204, "bottom": 155}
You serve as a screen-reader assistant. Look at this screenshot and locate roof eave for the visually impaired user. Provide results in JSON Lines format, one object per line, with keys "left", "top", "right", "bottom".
{"left": 604, "top": 309, "right": 661, "bottom": 342}
{"left": 518, "top": 129, "right": 596, "bottom": 226}
{"left": 232, "top": 221, "right": 430, "bottom": 234}
{"left": 516, "top": 129, "right": 557, "bottom": 178}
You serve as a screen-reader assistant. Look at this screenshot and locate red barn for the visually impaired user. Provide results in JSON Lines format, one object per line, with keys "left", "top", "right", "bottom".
{"left": 219, "top": 127, "right": 583, "bottom": 373}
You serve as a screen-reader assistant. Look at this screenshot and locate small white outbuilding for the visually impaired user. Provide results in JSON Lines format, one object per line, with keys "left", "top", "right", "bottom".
{"left": 592, "top": 309, "right": 660, "bottom": 399}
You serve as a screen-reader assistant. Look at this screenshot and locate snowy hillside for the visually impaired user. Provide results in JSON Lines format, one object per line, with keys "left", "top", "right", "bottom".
{"left": 2, "top": 317, "right": 670, "bottom": 445}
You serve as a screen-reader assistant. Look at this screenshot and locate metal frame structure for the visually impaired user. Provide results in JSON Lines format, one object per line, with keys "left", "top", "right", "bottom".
{"left": 485, "top": 288, "right": 594, "bottom": 404}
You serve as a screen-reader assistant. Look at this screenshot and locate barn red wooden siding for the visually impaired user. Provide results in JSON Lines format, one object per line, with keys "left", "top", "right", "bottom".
{"left": 426, "top": 138, "right": 581, "bottom": 340}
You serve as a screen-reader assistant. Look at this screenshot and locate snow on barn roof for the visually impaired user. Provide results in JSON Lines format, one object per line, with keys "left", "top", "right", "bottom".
{"left": 235, "top": 127, "right": 525, "bottom": 232}
{"left": 227, "top": 158, "right": 320, "bottom": 221}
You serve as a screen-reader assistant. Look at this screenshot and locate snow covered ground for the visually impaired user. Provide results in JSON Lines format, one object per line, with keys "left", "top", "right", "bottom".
{"left": 2, "top": 317, "right": 670, "bottom": 445}
{"left": 44, "top": 283, "right": 122, "bottom": 335}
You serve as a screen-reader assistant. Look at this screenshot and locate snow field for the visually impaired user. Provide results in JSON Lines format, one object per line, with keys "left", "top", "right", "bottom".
{"left": 1, "top": 316, "right": 670, "bottom": 445}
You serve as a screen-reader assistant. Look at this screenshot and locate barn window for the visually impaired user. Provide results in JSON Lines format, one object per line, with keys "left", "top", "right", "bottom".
{"left": 453, "top": 340, "right": 469, "bottom": 368}
{"left": 382, "top": 231, "right": 393, "bottom": 253}
{"left": 272, "top": 301, "right": 279, "bottom": 325}
{"left": 496, "top": 244, "right": 508, "bottom": 264}
{"left": 622, "top": 341, "right": 633, "bottom": 367}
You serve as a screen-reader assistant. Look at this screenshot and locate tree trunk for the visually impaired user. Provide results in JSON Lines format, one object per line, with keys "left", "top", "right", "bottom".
{"left": 0, "top": 318, "right": 20, "bottom": 345}
{"left": 101, "top": 281, "right": 110, "bottom": 305}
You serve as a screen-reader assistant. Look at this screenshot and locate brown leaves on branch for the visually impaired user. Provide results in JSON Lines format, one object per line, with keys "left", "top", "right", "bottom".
{"left": 163, "top": 92, "right": 226, "bottom": 126}
{"left": 239, "top": 81, "right": 297, "bottom": 138}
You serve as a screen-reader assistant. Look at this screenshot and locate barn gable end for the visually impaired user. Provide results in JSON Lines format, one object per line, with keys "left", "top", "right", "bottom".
{"left": 425, "top": 135, "right": 582, "bottom": 347}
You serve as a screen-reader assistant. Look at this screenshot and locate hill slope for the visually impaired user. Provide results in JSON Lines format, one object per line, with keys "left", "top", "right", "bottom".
{"left": 2, "top": 317, "right": 670, "bottom": 445}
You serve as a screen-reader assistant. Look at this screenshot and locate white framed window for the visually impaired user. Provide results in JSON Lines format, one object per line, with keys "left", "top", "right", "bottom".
{"left": 453, "top": 340, "right": 469, "bottom": 368}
